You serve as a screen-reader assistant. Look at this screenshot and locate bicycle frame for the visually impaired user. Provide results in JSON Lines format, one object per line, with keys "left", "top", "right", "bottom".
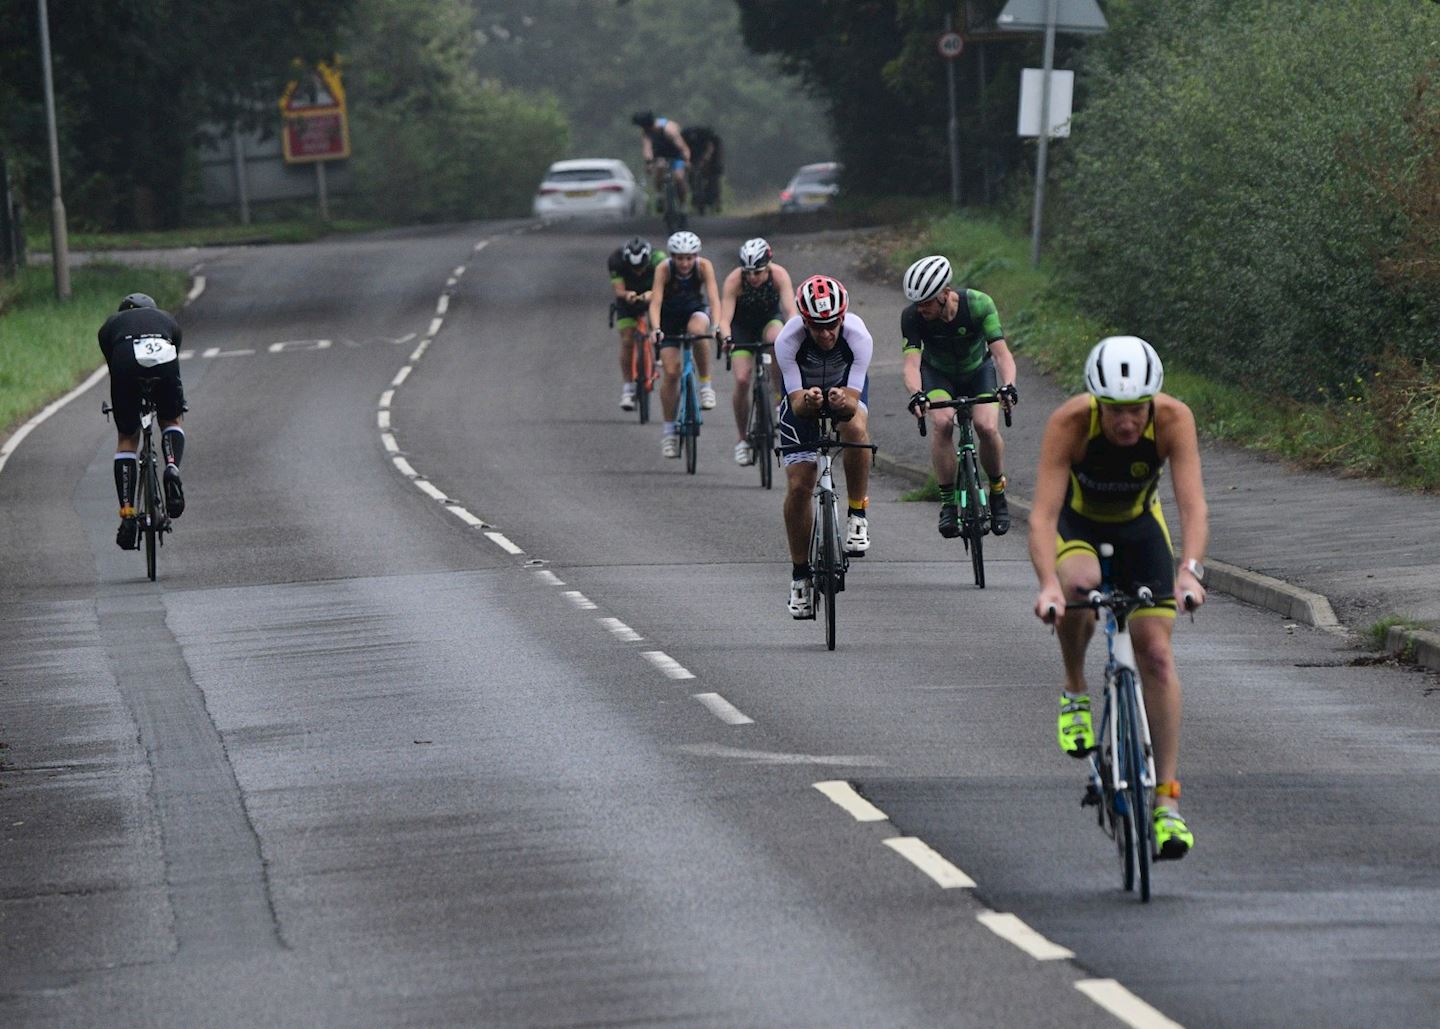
{"left": 670, "top": 332, "right": 708, "bottom": 474}
{"left": 918, "top": 394, "right": 1008, "bottom": 587}
{"left": 729, "top": 339, "right": 777, "bottom": 489}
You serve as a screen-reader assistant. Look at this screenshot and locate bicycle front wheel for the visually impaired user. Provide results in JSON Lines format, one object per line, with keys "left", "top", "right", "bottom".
{"left": 142, "top": 451, "right": 160, "bottom": 582}
{"left": 1117, "top": 671, "right": 1153, "bottom": 901}
{"left": 820, "top": 495, "right": 840, "bottom": 650}
{"left": 962, "top": 453, "right": 985, "bottom": 588}
{"left": 751, "top": 384, "right": 774, "bottom": 489}
{"left": 683, "top": 380, "right": 699, "bottom": 475}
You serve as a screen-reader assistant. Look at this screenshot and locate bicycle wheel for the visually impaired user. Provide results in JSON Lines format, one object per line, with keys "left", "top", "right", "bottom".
{"left": 751, "top": 383, "right": 774, "bottom": 489}
{"left": 141, "top": 449, "right": 160, "bottom": 582}
{"left": 683, "top": 376, "right": 699, "bottom": 475}
{"left": 962, "top": 453, "right": 985, "bottom": 588}
{"left": 663, "top": 179, "right": 682, "bottom": 233}
{"left": 820, "top": 495, "right": 839, "bottom": 650}
{"left": 1117, "top": 671, "right": 1153, "bottom": 901}
{"left": 636, "top": 374, "right": 650, "bottom": 423}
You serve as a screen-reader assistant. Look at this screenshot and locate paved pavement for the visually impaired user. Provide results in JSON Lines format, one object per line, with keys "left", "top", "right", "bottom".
{"left": 778, "top": 229, "right": 1440, "bottom": 672}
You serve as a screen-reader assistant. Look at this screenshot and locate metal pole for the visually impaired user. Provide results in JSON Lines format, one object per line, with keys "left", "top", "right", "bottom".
{"left": 36, "top": 0, "right": 70, "bottom": 299}
{"left": 315, "top": 160, "right": 329, "bottom": 221}
{"left": 231, "top": 123, "right": 251, "bottom": 226}
{"left": 1029, "top": 0, "right": 1058, "bottom": 267}
{"left": 945, "top": 12, "right": 962, "bottom": 208}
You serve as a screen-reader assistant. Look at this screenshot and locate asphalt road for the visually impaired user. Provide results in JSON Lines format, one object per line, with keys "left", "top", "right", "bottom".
{"left": 1, "top": 216, "right": 1437, "bottom": 1028}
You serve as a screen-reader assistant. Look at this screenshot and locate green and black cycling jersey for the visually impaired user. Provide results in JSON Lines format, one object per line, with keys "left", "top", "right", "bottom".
{"left": 900, "top": 288, "right": 1005, "bottom": 379}
{"left": 608, "top": 247, "right": 666, "bottom": 294}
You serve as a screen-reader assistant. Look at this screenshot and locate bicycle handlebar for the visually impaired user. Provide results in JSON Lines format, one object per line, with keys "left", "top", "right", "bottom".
{"left": 775, "top": 407, "right": 878, "bottom": 457}
{"left": 722, "top": 336, "right": 774, "bottom": 371}
{"left": 914, "top": 393, "right": 1012, "bottom": 436}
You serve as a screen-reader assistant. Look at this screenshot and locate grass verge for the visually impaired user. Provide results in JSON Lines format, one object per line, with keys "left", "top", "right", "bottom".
{"left": 885, "top": 208, "right": 1440, "bottom": 491}
{"left": 1367, "top": 614, "right": 1426, "bottom": 652}
{"left": 0, "top": 264, "right": 189, "bottom": 435}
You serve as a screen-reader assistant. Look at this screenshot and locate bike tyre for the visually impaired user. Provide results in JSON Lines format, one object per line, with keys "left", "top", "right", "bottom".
{"left": 683, "top": 378, "right": 699, "bottom": 475}
{"left": 636, "top": 375, "right": 650, "bottom": 424}
{"left": 142, "top": 452, "right": 160, "bottom": 582}
{"left": 963, "top": 454, "right": 985, "bottom": 588}
{"left": 752, "top": 385, "right": 774, "bottom": 490}
{"left": 820, "top": 496, "right": 839, "bottom": 650}
{"left": 1118, "top": 671, "right": 1153, "bottom": 901}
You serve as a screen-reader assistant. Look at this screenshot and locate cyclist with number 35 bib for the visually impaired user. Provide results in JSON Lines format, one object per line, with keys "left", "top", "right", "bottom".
{"left": 97, "top": 293, "right": 189, "bottom": 551}
{"left": 1030, "top": 337, "right": 1209, "bottom": 861}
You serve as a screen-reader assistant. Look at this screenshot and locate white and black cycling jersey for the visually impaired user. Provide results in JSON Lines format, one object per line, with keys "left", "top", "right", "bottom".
{"left": 775, "top": 312, "right": 874, "bottom": 397}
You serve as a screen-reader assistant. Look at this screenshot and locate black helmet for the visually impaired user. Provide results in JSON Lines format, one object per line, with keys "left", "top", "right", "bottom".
{"left": 622, "top": 237, "right": 652, "bottom": 267}
{"left": 631, "top": 110, "right": 655, "bottom": 129}
{"left": 119, "top": 293, "right": 156, "bottom": 312}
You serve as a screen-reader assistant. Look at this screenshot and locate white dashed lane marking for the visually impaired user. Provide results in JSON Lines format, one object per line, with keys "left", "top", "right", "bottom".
{"left": 813, "top": 781, "right": 888, "bottom": 822}
{"left": 597, "top": 617, "right": 642, "bottom": 642}
{"left": 391, "top": 366, "right": 412, "bottom": 387}
{"left": 976, "top": 912, "right": 1074, "bottom": 961}
{"left": 693, "top": 692, "right": 754, "bottom": 725}
{"left": 641, "top": 651, "right": 695, "bottom": 680}
{"left": 563, "top": 591, "right": 598, "bottom": 611}
{"left": 1075, "top": 979, "right": 1183, "bottom": 1029}
{"left": 533, "top": 570, "right": 565, "bottom": 586}
{"left": 882, "top": 837, "right": 977, "bottom": 888}
{"left": 484, "top": 531, "right": 524, "bottom": 555}
{"left": 448, "top": 507, "right": 485, "bottom": 528}
{"left": 393, "top": 457, "right": 418, "bottom": 477}
{"left": 416, "top": 481, "right": 447, "bottom": 502}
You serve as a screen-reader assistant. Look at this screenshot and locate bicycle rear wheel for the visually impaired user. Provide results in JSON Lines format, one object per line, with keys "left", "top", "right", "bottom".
{"left": 962, "top": 454, "right": 985, "bottom": 588}
{"left": 751, "top": 384, "right": 774, "bottom": 489}
{"left": 142, "top": 449, "right": 160, "bottom": 582}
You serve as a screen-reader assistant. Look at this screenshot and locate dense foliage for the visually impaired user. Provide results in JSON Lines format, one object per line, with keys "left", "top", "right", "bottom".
{"left": 1053, "top": 0, "right": 1440, "bottom": 402}
{"left": 342, "top": 0, "right": 568, "bottom": 221}
{"left": 464, "top": 0, "right": 833, "bottom": 196}
{"left": 0, "top": 0, "right": 351, "bottom": 230}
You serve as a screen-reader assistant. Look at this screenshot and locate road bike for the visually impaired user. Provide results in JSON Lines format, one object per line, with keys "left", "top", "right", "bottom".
{"left": 725, "top": 337, "right": 777, "bottom": 489}
{"left": 776, "top": 408, "right": 877, "bottom": 651}
{"left": 103, "top": 379, "right": 171, "bottom": 581}
{"left": 1058, "top": 543, "right": 1195, "bottom": 902}
{"left": 650, "top": 159, "right": 688, "bottom": 233}
{"left": 916, "top": 392, "right": 1012, "bottom": 589}
{"left": 667, "top": 331, "right": 710, "bottom": 475}
{"left": 612, "top": 301, "right": 656, "bottom": 423}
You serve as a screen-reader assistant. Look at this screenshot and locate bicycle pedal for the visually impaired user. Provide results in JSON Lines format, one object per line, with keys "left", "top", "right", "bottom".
{"left": 1081, "top": 784, "right": 1102, "bottom": 808}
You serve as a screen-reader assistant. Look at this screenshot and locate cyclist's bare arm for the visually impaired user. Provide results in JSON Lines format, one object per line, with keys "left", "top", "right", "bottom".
{"left": 988, "top": 337, "right": 1019, "bottom": 393}
{"left": 700, "top": 258, "right": 722, "bottom": 319}
{"left": 717, "top": 267, "right": 742, "bottom": 341}
{"left": 648, "top": 261, "right": 670, "bottom": 335}
{"left": 902, "top": 348, "right": 924, "bottom": 397}
{"left": 771, "top": 264, "right": 798, "bottom": 320}
{"left": 664, "top": 122, "right": 690, "bottom": 162}
{"left": 1030, "top": 397, "right": 1091, "bottom": 618}
{"left": 1157, "top": 396, "right": 1210, "bottom": 604}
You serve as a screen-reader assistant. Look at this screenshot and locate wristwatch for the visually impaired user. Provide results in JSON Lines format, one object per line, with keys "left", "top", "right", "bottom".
{"left": 1182, "top": 558, "right": 1206, "bottom": 582}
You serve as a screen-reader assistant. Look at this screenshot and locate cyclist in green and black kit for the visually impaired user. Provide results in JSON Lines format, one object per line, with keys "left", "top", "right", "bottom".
{"left": 900, "top": 255, "right": 1019, "bottom": 537}
{"left": 608, "top": 237, "right": 666, "bottom": 410}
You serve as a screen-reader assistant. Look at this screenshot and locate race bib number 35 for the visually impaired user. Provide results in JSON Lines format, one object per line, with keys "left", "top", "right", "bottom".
{"left": 131, "top": 336, "right": 177, "bottom": 367}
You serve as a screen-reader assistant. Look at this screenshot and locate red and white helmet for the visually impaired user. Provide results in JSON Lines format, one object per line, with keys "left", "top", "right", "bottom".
{"left": 795, "top": 275, "right": 848, "bottom": 326}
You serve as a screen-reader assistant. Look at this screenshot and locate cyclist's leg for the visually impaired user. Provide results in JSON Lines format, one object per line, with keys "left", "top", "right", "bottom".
{"left": 1121, "top": 506, "right": 1183, "bottom": 798}
{"left": 731, "top": 350, "right": 754, "bottom": 434}
{"left": 840, "top": 404, "right": 872, "bottom": 554}
{"left": 673, "top": 159, "right": 688, "bottom": 204}
{"left": 967, "top": 360, "right": 1004, "bottom": 480}
{"left": 658, "top": 340, "right": 682, "bottom": 421}
{"left": 618, "top": 321, "right": 637, "bottom": 381}
{"left": 688, "top": 310, "right": 712, "bottom": 380}
{"left": 1054, "top": 519, "right": 1103, "bottom": 755}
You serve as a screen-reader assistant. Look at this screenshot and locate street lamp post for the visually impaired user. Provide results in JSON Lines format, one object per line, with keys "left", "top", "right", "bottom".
{"left": 37, "top": 0, "right": 70, "bottom": 299}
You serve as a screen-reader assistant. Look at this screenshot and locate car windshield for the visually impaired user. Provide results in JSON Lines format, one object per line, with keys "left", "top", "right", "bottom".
{"left": 546, "top": 168, "right": 616, "bottom": 183}
{"left": 793, "top": 169, "right": 837, "bottom": 188}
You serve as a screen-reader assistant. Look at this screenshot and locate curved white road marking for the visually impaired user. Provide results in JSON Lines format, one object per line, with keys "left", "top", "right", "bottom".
{"left": 392, "top": 457, "right": 417, "bottom": 477}
{"left": 976, "top": 912, "right": 1074, "bottom": 961}
{"left": 813, "top": 781, "right": 888, "bottom": 822}
{"left": 186, "top": 275, "right": 206, "bottom": 303}
{"left": 1075, "top": 979, "right": 1184, "bottom": 1029}
{"left": 415, "top": 481, "right": 447, "bottom": 502}
{"left": 391, "top": 366, "right": 412, "bottom": 387}
{"left": 883, "top": 837, "right": 976, "bottom": 888}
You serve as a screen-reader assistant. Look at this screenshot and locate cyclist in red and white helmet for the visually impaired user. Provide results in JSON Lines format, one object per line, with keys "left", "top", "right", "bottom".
{"left": 648, "top": 230, "right": 722, "bottom": 458}
{"left": 716, "top": 238, "right": 796, "bottom": 465}
{"left": 900, "top": 254, "right": 1021, "bottom": 538}
{"left": 773, "top": 274, "right": 875, "bottom": 619}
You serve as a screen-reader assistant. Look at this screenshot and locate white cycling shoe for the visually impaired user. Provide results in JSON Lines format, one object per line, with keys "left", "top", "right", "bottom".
{"left": 661, "top": 434, "right": 680, "bottom": 459}
{"left": 845, "top": 514, "right": 870, "bottom": 556}
{"left": 734, "top": 440, "right": 754, "bottom": 466}
{"left": 699, "top": 384, "right": 717, "bottom": 410}
{"left": 620, "top": 386, "right": 637, "bottom": 411}
{"left": 788, "top": 577, "right": 814, "bottom": 619}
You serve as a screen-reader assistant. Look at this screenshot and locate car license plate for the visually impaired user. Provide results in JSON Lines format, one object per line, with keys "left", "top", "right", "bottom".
{"left": 565, "top": 189, "right": 596, "bottom": 198}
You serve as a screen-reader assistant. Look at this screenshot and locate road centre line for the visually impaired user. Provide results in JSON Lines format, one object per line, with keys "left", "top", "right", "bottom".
{"left": 813, "top": 781, "right": 889, "bottom": 822}
{"left": 381, "top": 433, "right": 399, "bottom": 453}
{"left": 377, "top": 411, "right": 390, "bottom": 430}
{"left": 597, "top": 617, "right": 642, "bottom": 641}
{"left": 976, "top": 912, "right": 1074, "bottom": 961}
{"left": 410, "top": 340, "right": 429, "bottom": 362}
{"left": 218, "top": 348, "right": 254, "bottom": 357}
{"left": 393, "top": 456, "right": 417, "bottom": 477}
{"left": 436, "top": 295, "right": 449, "bottom": 315}
{"left": 186, "top": 275, "right": 206, "bottom": 303}
{"left": 484, "top": 531, "right": 524, "bottom": 555}
{"left": 415, "top": 480, "right": 447, "bottom": 502}
{"left": 1074, "top": 980, "right": 1184, "bottom": 1029}
{"left": 693, "top": 692, "right": 754, "bottom": 725}
{"left": 563, "top": 591, "right": 598, "bottom": 610}
{"left": 882, "top": 837, "right": 976, "bottom": 888}
{"left": 391, "top": 366, "right": 412, "bottom": 387}
{"left": 473, "top": 240, "right": 489, "bottom": 252}
{"left": 448, "top": 506, "right": 485, "bottom": 527}
{"left": 428, "top": 317, "right": 444, "bottom": 337}
{"left": 641, "top": 651, "right": 695, "bottom": 680}
{"left": 379, "top": 390, "right": 394, "bottom": 408}
{"left": 533, "top": 570, "right": 565, "bottom": 586}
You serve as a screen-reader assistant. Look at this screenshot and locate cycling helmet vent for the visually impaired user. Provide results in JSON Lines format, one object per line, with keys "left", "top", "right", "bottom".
{"left": 119, "top": 292, "right": 157, "bottom": 312}
{"left": 622, "top": 237, "right": 652, "bottom": 266}
{"left": 1084, "top": 336, "right": 1164, "bottom": 403}
{"left": 738, "top": 238, "right": 772, "bottom": 270}
{"left": 667, "top": 230, "right": 701, "bottom": 255}
{"left": 902, "top": 255, "right": 952, "bottom": 303}
{"left": 796, "top": 274, "right": 849, "bottom": 325}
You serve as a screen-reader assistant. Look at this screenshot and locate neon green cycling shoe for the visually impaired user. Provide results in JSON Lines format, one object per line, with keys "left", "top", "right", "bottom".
{"left": 1057, "top": 693, "right": 1094, "bottom": 757}
{"left": 1153, "top": 807, "right": 1194, "bottom": 861}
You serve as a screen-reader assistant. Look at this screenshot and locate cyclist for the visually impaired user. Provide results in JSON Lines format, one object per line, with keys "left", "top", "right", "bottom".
{"left": 776, "top": 275, "right": 874, "bottom": 617}
{"left": 900, "top": 255, "right": 1019, "bottom": 537}
{"left": 648, "top": 230, "right": 722, "bottom": 458}
{"left": 717, "top": 237, "right": 796, "bottom": 465}
{"left": 97, "top": 293, "right": 188, "bottom": 550}
{"left": 1030, "top": 336, "right": 1209, "bottom": 861}
{"left": 608, "top": 236, "right": 666, "bottom": 410}
{"left": 681, "top": 125, "right": 723, "bottom": 212}
{"left": 632, "top": 111, "right": 691, "bottom": 209}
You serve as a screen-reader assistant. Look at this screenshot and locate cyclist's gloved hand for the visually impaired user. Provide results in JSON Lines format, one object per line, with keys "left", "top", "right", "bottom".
{"left": 907, "top": 390, "right": 929, "bottom": 416}
{"left": 722, "top": 335, "right": 734, "bottom": 351}
{"left": 653, "top": 329, "right": 664, "bottom": 344}
{"left": 999, "top": 384, "right": 1019, "bottom": 408}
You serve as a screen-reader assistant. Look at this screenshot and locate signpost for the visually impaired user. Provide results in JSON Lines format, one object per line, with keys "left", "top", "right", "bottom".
{"left": 939, "top": 18, "right": 965, "bottom": 207}
{"left": 279, "top": 62, "right": 350, "bottom": 220}
{"left": 996, "top": 0, "right": 1107, "bottom": 265}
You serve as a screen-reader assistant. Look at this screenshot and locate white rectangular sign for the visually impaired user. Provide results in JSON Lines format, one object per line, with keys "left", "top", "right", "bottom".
{"left": 1018, "top": 68, "right": 1075, "bottom": 138}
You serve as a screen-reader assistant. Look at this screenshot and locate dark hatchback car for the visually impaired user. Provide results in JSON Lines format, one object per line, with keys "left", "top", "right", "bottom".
{"left": 779, "top": 162, "right": 842, "bottom": 213}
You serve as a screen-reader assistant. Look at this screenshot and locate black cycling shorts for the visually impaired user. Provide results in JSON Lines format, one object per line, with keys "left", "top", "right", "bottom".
{"left": 730, "top": 313, "right": 782, "bottom": 355}
{"left": 107, "top": 343, "right": 187, "bottom": 436}
{"left": 921, "top": 357, "right": 997, "bottom": 401}
{"left": 1056, "top": 503, "right": 1177, "bottom": 617}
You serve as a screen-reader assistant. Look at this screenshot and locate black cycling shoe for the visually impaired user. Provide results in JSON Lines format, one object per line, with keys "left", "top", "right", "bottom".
{"left": 990, "top": 491, "right": 1010, "bottom": 536}
{"left": 116, "top": 516, "right": 140, "bottom": 551}
{"left": 164, "top": 466, "right": 185, "bottom": 519}
{"left": 938, "top": 503, "right": 960, "bottom": 539}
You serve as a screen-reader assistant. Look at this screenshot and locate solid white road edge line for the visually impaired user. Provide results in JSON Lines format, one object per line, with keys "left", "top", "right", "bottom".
{"left": 813, "top": 781, "right": 888, "bottom": 822}
{"left": 1074, "top": 980, "right": 1184, "bottom": 1029}
{"left": 641, "top": 651, "right": 695, "bottom": 680}
{"left": 693, "top": 692, "right": 754, "bottom": 725}
{"left": 976, "top": 912, "right": 1075, "bottom": 961}
{"left": 882, "top": 837, "right": 976, "bottom": 888}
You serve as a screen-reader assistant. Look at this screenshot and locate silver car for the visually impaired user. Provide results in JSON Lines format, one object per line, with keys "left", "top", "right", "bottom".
{"left": 779, "top": 162, "right": 842, "bottom": 213}
{"left": 532, "top": 158, "right": 643, "bottom": 220}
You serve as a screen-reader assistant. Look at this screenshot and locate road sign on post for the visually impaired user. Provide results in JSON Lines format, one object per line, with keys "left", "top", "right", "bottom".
{"left": 937, "top": 31, "right": 965, "bottom": 59}
{"left": 279, "top": 62, "right": 350, "bottom": 164}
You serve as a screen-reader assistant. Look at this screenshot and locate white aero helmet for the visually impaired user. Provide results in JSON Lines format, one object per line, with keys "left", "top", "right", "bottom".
{"left": 902, "top": 255, "right": 952, "bottom": 302}
{"left": 738, "top": 237, "right": 772, "bottom": 269}
{"left": 1084, "top": 336, "right": 1164, "bottom": 403}
{"left": 667, "top": 230, "right": 701, "bottom": 254}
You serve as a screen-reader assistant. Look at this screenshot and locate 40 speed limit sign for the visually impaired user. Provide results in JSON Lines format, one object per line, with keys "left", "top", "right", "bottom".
{"left": 937, "top": 31, "right": 965, "bottom": 59}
